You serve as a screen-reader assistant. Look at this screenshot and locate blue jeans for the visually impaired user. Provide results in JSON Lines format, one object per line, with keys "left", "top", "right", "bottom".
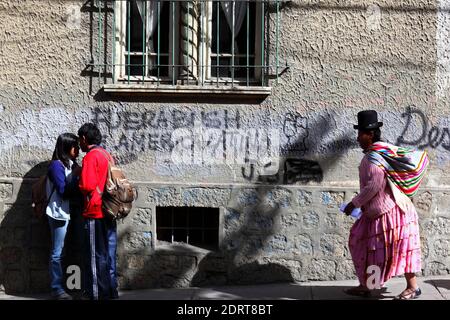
{"left": 47, "top": 216, "right": 69, "bottom": 296}
{"left": 106, "top": 219, "right": 118, "bottom": 298}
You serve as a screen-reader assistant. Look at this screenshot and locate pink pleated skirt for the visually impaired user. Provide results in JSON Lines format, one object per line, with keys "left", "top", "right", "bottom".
{"left": 348, "top": 204, "right": 422, "bottom": 287}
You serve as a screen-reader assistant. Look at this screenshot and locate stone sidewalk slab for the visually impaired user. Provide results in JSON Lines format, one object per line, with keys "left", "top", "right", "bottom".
{"left": 1, "top": 275, "right": 449, "bottom": 300}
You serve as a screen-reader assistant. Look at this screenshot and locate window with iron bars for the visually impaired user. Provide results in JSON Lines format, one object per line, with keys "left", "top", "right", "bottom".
{"left": 93, "top": 0, "right": 287, "bottom": 96}
{"left": 156, "top": 206, "right": 220, "bottom": 250}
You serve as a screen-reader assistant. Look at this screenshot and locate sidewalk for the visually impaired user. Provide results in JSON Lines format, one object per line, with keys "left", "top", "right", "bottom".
{"left": 1, "top": 275, "right": 449, "bottom": 300}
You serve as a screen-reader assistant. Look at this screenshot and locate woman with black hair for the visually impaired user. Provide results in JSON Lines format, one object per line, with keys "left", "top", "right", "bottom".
{"left": 46, "top": 133, "right": 81, "bottom": 300}
{"left": 343, "top": 110, "right": 427, "bottom": 300}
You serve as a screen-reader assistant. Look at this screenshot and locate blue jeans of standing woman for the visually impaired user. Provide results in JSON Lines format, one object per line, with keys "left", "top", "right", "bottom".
{"left": 47, "top": 216, "right": 69, "bottom": 296}
{"left": 106, "top": 219, "right": 118, "bottom": 298}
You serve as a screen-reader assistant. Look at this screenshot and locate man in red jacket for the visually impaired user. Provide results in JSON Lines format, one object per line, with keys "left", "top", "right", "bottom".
{"left": 78, "top": 123, "right": 118, "bottom": 300}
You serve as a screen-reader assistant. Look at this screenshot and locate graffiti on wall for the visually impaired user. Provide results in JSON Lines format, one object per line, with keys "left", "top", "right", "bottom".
{"left": 396, "top": 106, "right": 450, "bottom": 150}
{"left": 282, "top": 112, "right": 308, "bottom": 154}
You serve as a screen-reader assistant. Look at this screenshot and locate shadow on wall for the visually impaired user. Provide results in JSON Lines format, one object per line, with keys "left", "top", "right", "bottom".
{"left": 115, "top": 124, "right": 357, "bottom": 290}
{"left": 0, "top": 161, "right": 80, "bottom": 295}
{"left": 0, "top": 161, "right": 51, "bottom": 294}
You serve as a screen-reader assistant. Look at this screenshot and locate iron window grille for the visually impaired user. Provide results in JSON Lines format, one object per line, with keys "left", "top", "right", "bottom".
{"left": 89, "top": 0, "right": 288, "bottom": 94}
{"left": 156, "top": 206, "right": 220, "bottom": 250}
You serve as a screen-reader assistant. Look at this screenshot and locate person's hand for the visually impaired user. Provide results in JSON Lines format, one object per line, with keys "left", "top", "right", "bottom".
{"left": 344, "top": 202, "right": 355, "bottom": 216}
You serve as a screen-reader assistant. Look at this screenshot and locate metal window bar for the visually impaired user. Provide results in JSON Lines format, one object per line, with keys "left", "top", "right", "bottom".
{"left": 201, "top": 0, "right": 204, "bottom": 86}
{"left": 171, "top": 206, "right": 174, "bottom": 243}
{"left": 216, "top": 0, "right": 219, "bottom": 87}
{"left": 158, "top": 0, "right": 161, "bottom": 85}
{"left": 231, "top": 0, "right": 235, "bottom": 87}
{"left": 246, "top": 0, "right": 249, "bottom": 86}
{"left": 186, "top": 207, "right": 190, "bottom": 244}
{"left": 276, "top": 0, "right": 279, "bottom": 85}
{"left": 127, "top": 0, "right": 131, "bottom": 83}
{"left": 94, "top": 1, "right": 289, "bottom": 88}
{"left": 157, "top": 208, "right": 219, "bottom": 246}
{"left": 172, "top": 0, "right": 175, "bottom": 85}
{"left": 98, "top": 0, "right": 102, "bottom": 86}
{"left": 142, "top": 0, "right": 146, "bottom": 82}
{"left": 111, "top": 1, "right": 116, "bottom": 83}
{"left": 261, "top": 0, "right": 264, "bottom": 87}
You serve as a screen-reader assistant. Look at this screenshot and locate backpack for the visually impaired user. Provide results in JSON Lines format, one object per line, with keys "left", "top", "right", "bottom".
{"left": 95, "top": 148, "right": 137, "bottom": 220}
{"left": 31, "top": 175, "right": 55, "bottom": 219}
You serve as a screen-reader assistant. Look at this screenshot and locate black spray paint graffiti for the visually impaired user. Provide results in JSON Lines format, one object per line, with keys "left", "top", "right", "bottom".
{"left": 396, "top": 106, "right": 450, "bottom": 150}
{"left": 241, "top": 158, "right": 323, "bottom": 184}
{"left": 282, "top": 112, "right": 308, "bottom": 153}
{"left": 241, "top": 112, "right": 322, "bottom": 183}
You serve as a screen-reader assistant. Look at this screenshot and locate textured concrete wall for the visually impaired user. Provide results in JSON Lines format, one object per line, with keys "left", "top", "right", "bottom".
{"left": 0, "top": 0, "right": 449, "bottom": 293}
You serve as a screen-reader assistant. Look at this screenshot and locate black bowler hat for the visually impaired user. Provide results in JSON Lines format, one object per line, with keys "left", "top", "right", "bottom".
{"left": 353, "top": 110, "right": 383, "bottom": 130}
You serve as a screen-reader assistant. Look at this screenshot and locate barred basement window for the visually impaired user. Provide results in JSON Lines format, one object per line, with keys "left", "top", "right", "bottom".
{"left": 156, "top": 207, "right": 219, "bottom": 250}
{"left": 92, "top": 0, "right": 288, "bottom": 96}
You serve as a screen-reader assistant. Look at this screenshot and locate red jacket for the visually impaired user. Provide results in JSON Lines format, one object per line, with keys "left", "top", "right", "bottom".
{"left": 79, "top": 146, "right": 111, "bottom": 219}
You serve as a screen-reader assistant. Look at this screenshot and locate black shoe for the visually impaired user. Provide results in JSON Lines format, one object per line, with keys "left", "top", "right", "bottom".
{"left": 53, "top": 292, "right": 72, "bottom": 300}
{"left": 393, "top": 287, "right": 421, "bottom": 300}
{"left": 110, "top": 289, "right": 119, "bottom": 300}
{"left": 73, "top": 291, "right": 91, "bottom": 300}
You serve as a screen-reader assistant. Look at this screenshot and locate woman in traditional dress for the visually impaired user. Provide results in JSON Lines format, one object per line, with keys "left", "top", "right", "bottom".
{"left": 344, "top": 110, "right": 427, "bottom": 300}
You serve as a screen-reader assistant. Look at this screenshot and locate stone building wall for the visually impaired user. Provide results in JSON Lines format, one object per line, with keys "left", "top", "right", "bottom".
{"left": 0, "top": 0, "right": 449, "bottom": 293}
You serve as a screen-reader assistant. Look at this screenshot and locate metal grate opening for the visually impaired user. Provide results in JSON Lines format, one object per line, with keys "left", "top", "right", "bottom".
{"left": 156, "top": 206, "right": 219, "bottom": 250}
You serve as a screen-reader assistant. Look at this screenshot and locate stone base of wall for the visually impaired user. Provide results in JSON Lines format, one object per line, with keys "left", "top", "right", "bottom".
{"left": 1, "top": 179, "right": 449, "bottom": 293}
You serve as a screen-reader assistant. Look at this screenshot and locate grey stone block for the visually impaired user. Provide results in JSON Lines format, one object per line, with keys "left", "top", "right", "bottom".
{"left": 2, "top": 205, "right": 30, "bottom": 227}
{"left": 267, "top": 234, "right": 289, "bottom": 253}
{"left": 294, "top": 234, "right": 313, "bottom": 255}
{"left": 302, "top": 210, "right": 320, "bottom": 229}
{"left": 321, "top": 191, "right": 345, "bottom": 208}
{"left": 30, "top": 223, "right": 51, "bottom": 247}
{"left": 197, "top": 256, "right": 227, "bottom": 273}
{"left": 320, "top": 234, "right": 348, "bottom": 258}
{"left": 421, "top": 236, "right": 430, "bottom": 259}
{"left": 29, "top": 269, "right": 49, "bottom": 293}
{"left": 264, "top": 188, "right": 292, "bottom": 209}
{"left": 29, "top": 248, "right": 49, "bottom": 269}
{"left": 306, "top": 259, "right": 337, "bottom": 280}
{"left": 281, "top": 211, "right": 301, "bottom": 229}
{"left": 125, "top": 231, "right": 153, "bottom": 251}
{"left": 0, "top": 247, "right": 23, "bottom": 266}
{"left": 127, "top": 254, "right": 147, "bottom": 270}
{"left": 236, "top": 189, "right": 259, "bottom": 207}
{"left": 297, "top": 190, "right": 312, "bottom": 207}
{"left": 181, "top": 188, "right": 231, "bottom": 207}
{"left": 335, "top": 259, "right": 355, "bottom": 280}
{"left": 0, "top": 183, "right": 13, "bottom": 201}
{"left": 4, "top": 270, "right": 26, "bottom": 294}
{"left": 424, "top": 261, "right": 450, "bottom": 276}
{"left": 148, "top": 187, "right": 180, "bottom": 206}
{"left": 414, "top": 191, "right": 433, "bottom": 215}
{"left": 324, "top": 212, "right": 339, "bottom": 229}
{"left": 422, "top": 217, "right": 450, "bottom": 236}
{"left": 223, "top": 208, "right": 241, "bottom": 230}
{"left": 247, "top": 211, "right": 274, "bottom": 232}
{"left": 131, "top": 207, "right": 153, "bottom": 228}
{"left": 433, "top": 239, "right": 450, "bottom": 258}
{"left": 264, "top": 258, "right": 303, "bottom": 282}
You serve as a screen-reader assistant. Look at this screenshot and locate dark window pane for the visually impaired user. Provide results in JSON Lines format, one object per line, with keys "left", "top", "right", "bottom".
{"left": 156, "top": 207, "right": 219, "bottom": 249}
{"left": 188, "top": 208, "right": 203, "bottom": 227}
{"left": 156, "top": 207, "right": 172, "bottom": 227}
{"left": 156, "top": 228, "right": 172, "bottom": 242}
{"left": 173, "top": 229, "right": 187, "bottom": 242}
{"left": 173, "top": 207, "right": 188, "bottom": 228}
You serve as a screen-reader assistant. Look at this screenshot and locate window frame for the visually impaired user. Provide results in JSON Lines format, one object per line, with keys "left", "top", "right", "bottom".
{"left": 106, "top": 0, "right": 276, "bottom": 96}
